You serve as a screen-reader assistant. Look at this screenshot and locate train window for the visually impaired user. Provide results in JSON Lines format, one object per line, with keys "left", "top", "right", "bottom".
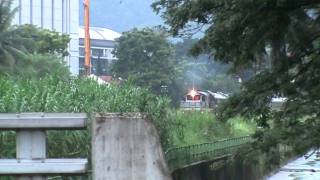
{"left": 186, "top": 95, "right": 200, "bottom": 100}
{"left": 194, "top": 95, "right": 200, "bottom": 100}
{"left": 202, "top": 96, "right": 205, "bottom": 101}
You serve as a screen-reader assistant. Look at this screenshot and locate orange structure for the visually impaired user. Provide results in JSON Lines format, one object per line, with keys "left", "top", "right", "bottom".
{"left": 84, "top": 0, "right": 91, "bottom": 75}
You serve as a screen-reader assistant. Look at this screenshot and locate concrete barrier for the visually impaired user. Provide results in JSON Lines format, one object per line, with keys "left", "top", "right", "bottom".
{"left": 92, "top": 113, "right": 172, "bottom": 180}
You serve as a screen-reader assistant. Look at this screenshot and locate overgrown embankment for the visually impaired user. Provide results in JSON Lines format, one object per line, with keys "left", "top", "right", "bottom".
{"left": 0, "top": 76, "right": 257, "bottom": 180}
{"left": 169, "top": 111, "right": 256, "bottom": 147}
{"left": 0, "top": 76, "right": 177, "bottom": 159}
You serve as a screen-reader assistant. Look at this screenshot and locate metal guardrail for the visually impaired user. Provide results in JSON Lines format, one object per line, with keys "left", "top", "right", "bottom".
{"left": 165, "top": 136, "right": 253, "bottom": 171}
{"left": 0, "top": 113, "right": 88, "bottom": 179}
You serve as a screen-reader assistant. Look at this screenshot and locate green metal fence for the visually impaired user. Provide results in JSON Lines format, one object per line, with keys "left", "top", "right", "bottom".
{"left": 165, "top": 136, "right": 253, "bottom": 171}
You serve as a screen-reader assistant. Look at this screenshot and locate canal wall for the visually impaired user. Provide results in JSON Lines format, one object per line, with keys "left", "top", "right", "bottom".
{"left": 172, "top": 159, "right": 262, "bottom": 180}
{"left": 171, "top": 144, "right": 295, "bottom": 180}
{"left": 92, "top": 113, "right": 172, "bottom": 180}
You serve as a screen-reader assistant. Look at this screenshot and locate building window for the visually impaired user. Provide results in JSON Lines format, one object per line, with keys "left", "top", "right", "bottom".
{"left": 79, "top": 57, "right": 85, "bottom": 75}
{"left": 105, "top": 48, "right": 114, "bottom": 59}
{"left": 92, "top": 48, "right": 104, "bottom": 57}
{"left": 79, "top": 57, "right": 111, "bottom": 76}
{"left": 91, "top": 58, "right": 109, "bottom": 76}
{"left": 79, "top": 47, "right": 85, "bottom": 56}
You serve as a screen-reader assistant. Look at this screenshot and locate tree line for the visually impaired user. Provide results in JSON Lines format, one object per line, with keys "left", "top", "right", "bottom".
{"left": 152, "top": 0, "right": 320, "bottom": 168}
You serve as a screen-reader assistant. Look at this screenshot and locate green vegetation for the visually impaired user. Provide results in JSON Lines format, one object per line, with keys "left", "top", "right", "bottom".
{"left": 14, "top": 24, "right": 71, "bottom": 56}
{"left": 0, "top": 1, "right": 71, "bottom": 78}
{"left": 7, "top": 53, "right": 70, "bottom": 79}
{"left": 153, "top": 0, "right": 320, "bottom": 168}
{"left": 0, "top": 76, "right": 177, "bottom": 159}
{"left": 112, "top": 28, "right": 176, "bottom": 94}
{"left": 0, "top": 0, "right": 300, "bottom": 178}
{"left": 169, "top": 111, "right": 255, "bottom": 147}
{"left": 202, "top": 74, "right": 241, "bottom": 94}
{"left": 111, "top": 27, "right": 243, "bottom": 108}
{"left": 0, "top": 1, "right": 28, "bottom": 71}
{"left": 2, "top": 24, "right": 71, "bottom": 77}
{"left": 0, "top": 74, "right": 254, "bottom": 157}
{"left": 173, "top": 38, "right": 242, "bottom": 97}
{"left": 166, "top": 136, "right": 253, "bottom": 171}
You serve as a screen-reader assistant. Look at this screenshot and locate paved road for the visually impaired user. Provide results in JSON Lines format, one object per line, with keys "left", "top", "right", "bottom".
{"left": 268, "top": 150, "right": 320, "bottom": 180}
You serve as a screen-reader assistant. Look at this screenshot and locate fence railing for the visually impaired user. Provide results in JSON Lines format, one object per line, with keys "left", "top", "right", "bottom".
{"left": 0, "top": 113, "right": 253, "bottom": 178}
{"left": 180, "top": 101, "right": 208, "bottom": 110}
{"left": 165, "top": 136, "right": 253, "bottom": 171}
{"left": 0, "top": 113, "right": 88, "bottom": 179}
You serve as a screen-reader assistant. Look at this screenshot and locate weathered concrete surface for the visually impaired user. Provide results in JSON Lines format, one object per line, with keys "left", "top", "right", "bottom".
{"left": 268, "top": 150, "right": 320, "bottom": 180}
{"left": 92, "top": 113, "right": 172, "bottom": 180}
{"left": 172, "top": 158, "right": 261, "bottom": 180}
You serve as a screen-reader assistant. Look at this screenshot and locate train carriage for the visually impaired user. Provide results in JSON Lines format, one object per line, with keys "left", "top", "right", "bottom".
{"left": 180, "top": 89, "right": 228, "bottom": 110}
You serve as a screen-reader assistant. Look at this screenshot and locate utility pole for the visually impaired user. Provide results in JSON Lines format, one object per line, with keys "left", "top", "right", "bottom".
{"left": 84, "top": 0, "right": 91, "bottom": 75}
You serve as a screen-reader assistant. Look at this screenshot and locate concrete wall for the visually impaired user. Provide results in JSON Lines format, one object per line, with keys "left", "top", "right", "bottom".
{"left": 172, "top": 159, "right": 262, "bottom": 180}
{"left": 92, "top": 113, "right": 172, "bottom": 180}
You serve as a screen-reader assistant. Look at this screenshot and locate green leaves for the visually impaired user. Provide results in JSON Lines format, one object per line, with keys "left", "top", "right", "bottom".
{"left": 0, "top": 76, "right": 178, "bottom": 150}
{"left": 9, "top": 53, "right": 70, "bottom": 79}
{"left": 0, "top": 1, "right": 29, "bottom": 70}
{"left": 153, "top": 0, "right": 320, "bottom": 159}
{"left": 0, "top": 76, "right": 140, "bottom": 112}
{"left": 14, "top": 24, "right": 71, "bottom": 56}
{"left": 169, "top": 111, "right": 255, "bottom": 147}
{"left": 112, "top": 28, "right": 175, "bottom": 94}
{"left": 0, "top": 4, "right": 70, "bottom": 76}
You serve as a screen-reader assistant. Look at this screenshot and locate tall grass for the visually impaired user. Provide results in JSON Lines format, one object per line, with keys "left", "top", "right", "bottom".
{"left": 0, "top": 76, "right": 153, "bottom": 113}
{"left": 0, "top": 76, "right": 256, "bottom": 179}
{"left": 0, "top": 76, "right": 177, "bottom": 180}
{"left": 169, "top": 111, "right": 256, "bottom": 147}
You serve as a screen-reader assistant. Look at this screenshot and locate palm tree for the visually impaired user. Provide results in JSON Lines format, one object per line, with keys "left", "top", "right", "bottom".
{"left": 0, "top": 0, "right": 29, "bottom": 73}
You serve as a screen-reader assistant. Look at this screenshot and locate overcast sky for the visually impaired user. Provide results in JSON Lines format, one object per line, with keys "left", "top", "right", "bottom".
{"left": 79, "top": 0, "right": 163, "bottom": 32}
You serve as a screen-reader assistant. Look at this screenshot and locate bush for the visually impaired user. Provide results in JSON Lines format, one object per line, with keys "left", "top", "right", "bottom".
{"left": 1, "top": 53, "right": 70, "bottom": 79}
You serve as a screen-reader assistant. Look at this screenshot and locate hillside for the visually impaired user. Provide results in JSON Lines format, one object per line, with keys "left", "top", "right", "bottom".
{"left": 79, "top": 0, "right": 163, "bottom": 32}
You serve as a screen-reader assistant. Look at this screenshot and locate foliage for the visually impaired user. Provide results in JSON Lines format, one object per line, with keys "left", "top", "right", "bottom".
{"left": 112, "top": 28, "right": 176, "bottom": 94}
{"left": 0, "top": 76, "right": 178, "bottom": 159}
{"left": 202, "top": 74, "right": 241, "bottom": 94}
{"left": 14, "top": 24, "right": 71, "bottom": 56}
{"left": 170, "top": 111, "right": 255, "bottom": 147}
{"left": 0, "top": 1, "right": 29, "bottom": 70}
{"left": 173, "top": 38, "right": 241, "bottom": 94}
{"left": 153, "top": 0, "right": 320, "bottom": 166}
{"left": 0, "top": 3, "right": 70, "bottom": 77}
{"left": 1, "top": 53, "right": 70, "bottom": 78}
{"left": 174, "top": 38, "right": 199, "bottom": 60}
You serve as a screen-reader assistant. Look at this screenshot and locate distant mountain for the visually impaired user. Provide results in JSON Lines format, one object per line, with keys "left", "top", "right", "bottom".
{"left": 79, "top": 0, "right": 163, "bottom": 33}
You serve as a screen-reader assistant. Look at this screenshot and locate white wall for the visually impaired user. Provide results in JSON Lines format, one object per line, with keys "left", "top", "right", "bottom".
{"left": 11, "top": 0, "right": 79, "bottom": 75}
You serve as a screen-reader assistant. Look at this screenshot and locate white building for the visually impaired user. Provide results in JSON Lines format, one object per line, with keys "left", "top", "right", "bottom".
{"left": 11, "top": 0, "right": 80, "bottom": 75}
{"left": 79, "top": 27, "right": 121, "bottom": 75}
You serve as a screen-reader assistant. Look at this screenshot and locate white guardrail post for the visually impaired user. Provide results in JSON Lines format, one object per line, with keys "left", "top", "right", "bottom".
{"left": 0, "top": 113, "right": 88, "bottom": 180}
{"left": 17, "top": 130, "right": 46, "bottom": 180}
